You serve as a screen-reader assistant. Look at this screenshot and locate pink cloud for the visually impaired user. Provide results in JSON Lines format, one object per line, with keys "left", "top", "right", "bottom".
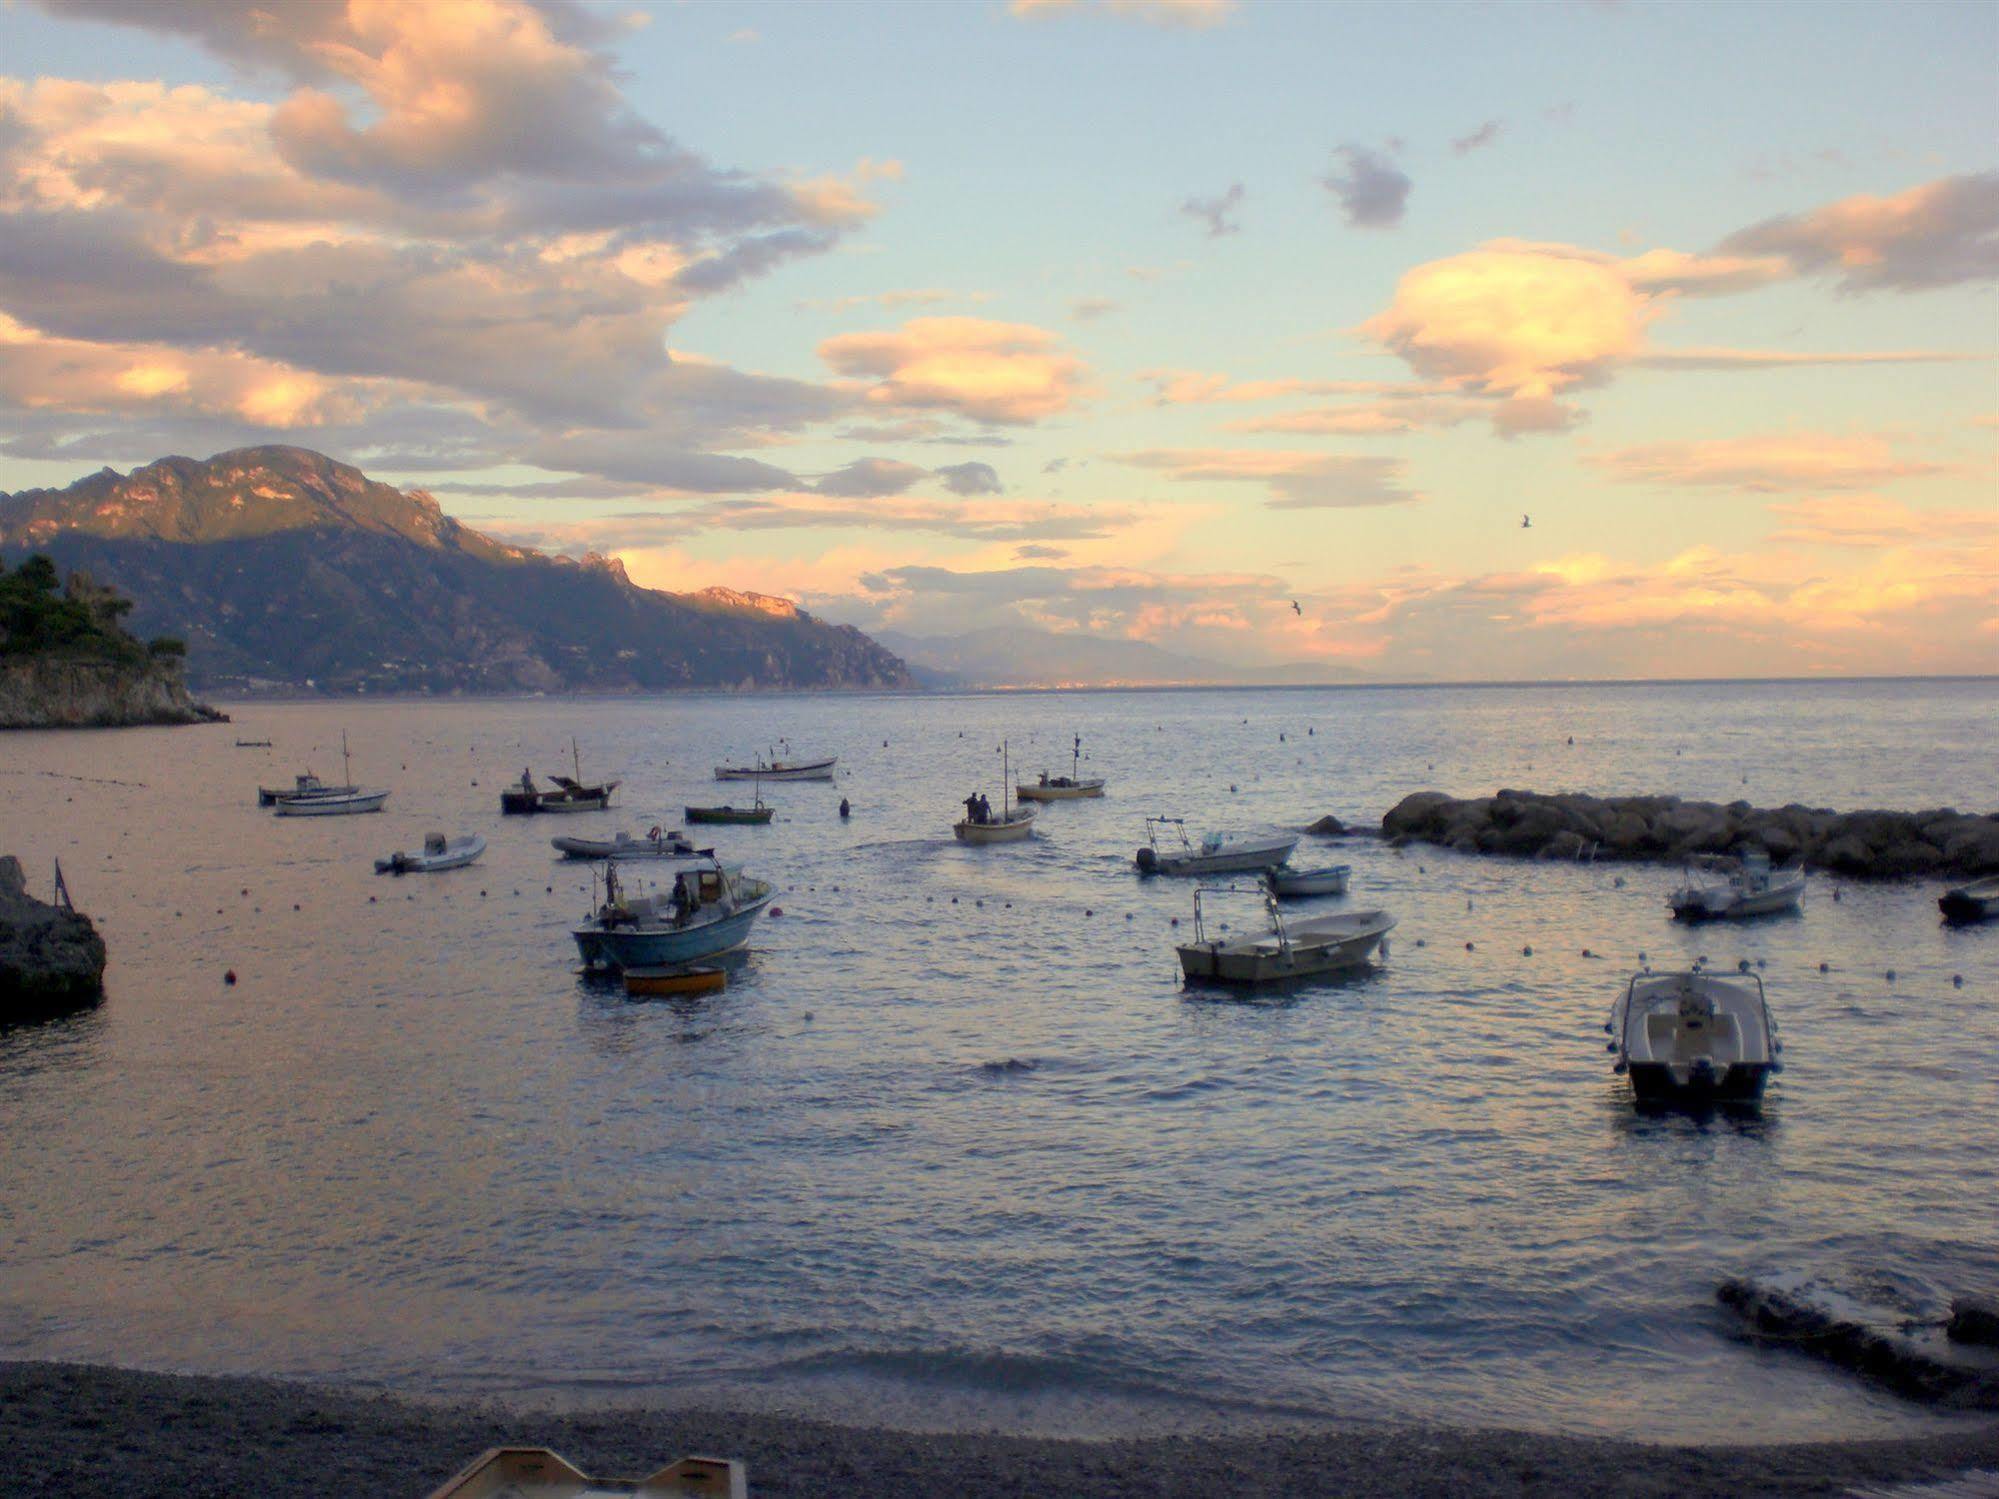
{"left": 818, "top": 317, "right": 1089, "bottom": 425}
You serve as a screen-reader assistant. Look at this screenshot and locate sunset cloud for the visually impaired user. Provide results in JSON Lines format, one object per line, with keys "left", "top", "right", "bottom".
{"left": 819, "top": 317, "right": 1089, "bottom": 424}
{"left": 1111, "top": 448, "right": 1420, "bottom": 507}
{"left": 1718, "top": 172, "right": 1999, "bottom": 292}
{"left": 1767, "top": 494, "right": 1999, "bottom": 548}
{"left": 1008, "top": 0, "right": 1237, "bottom": 28}
{"left": 1594, "top": 433, "right": 1947, "bottom": 492}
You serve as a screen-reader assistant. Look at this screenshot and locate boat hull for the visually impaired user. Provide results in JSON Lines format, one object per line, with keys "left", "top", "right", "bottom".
{"left": 1271, "top": 865, "right": 1350, "bottom": 897}
{"left": 1670, "top": 887, "right": 1803, "bottom": 921}
{"left": 1940, "top": 881, "right": 1999, "bottom": 924}
{"left": 274, "top": 791, "right": 389, "bottom": 816}
{"left": 623, "top": 965, "right": 727, "bottom": 997}
{"left": 573, "top": 896, "right": 770, "bottom": 970}
{"left": 1177, "top": 928, "right": 1387, "bottom": 984}
{"left": 954, "top": 815, "right": 1035, "bottom": 844}
{"left": 685, "top": 806, "right": 774, "bottom": 825}
{"left": 1627, "top": 1061, "right": 1772, "bottom": 1105}
{"left": 1139, "top": 841, "right": 1298, "bottom": 876}
{"left": 375, "top": 837, "right": 485, "bottom": 875}
{"left": 552, "top": 835, "right": 696, "bottom": 860}
{"left": 715, "top": 759, "right": 834, "bottom": 782}
{"left": 1015, "top": 780, "right": 1105, "bottom": 801}
{"left": 258, "top": 783, "right": 357, "bottom": 806}
{"left": 502, "top": 785, "right": 618, "bottom": 814}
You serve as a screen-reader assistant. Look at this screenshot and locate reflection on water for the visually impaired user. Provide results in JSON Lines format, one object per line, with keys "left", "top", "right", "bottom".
{"left": 0, "top": 679, "right": 1994, "bottom": 1440}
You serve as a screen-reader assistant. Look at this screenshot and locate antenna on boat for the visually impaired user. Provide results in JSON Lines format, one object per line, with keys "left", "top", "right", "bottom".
{"left": 572, "top": 736, "right": 581, "bottom": 784}
{"left": 1073, "top": 733, "right": 1082, "bottom": 780}
{"left": 341, "top": 729, "right": 352, "bottom": 787}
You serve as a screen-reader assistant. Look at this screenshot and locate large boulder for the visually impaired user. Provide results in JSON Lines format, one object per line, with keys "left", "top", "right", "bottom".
{"left": 1817, "top": 834, "right": 1877, "bottom": 877}
{"left": 1489, "top": 800, "right": 1568, "bottom": 855}
{"left": 1305, "top": 814, "right": 1348, "bottom": 836}
{"left": 0, "top": 855, "right": 107, "bottom": 1022}
{"left": 1381, "top": 791, "right": 1455, "bottom": 839}
{"left": 1598, "top": 809, "right": 1653, "bottom": 853}
{"left": 1940, "top": 818, "right": 1999, "bottom": 876}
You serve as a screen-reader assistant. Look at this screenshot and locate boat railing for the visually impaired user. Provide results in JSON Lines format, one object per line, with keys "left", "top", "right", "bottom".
{"left": 1191, "top": 882, "right": 1290, "bottom": 952}
{"left": 1146, "top": 816, "right": 1193, "bottom": 853}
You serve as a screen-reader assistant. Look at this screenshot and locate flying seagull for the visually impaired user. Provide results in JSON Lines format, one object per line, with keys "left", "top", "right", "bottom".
{"left": 1290, "top": 599, "right": 1302, "bottom": 615}
{"left": 1521, "top": 514, "right": 1532, "bottom": 529}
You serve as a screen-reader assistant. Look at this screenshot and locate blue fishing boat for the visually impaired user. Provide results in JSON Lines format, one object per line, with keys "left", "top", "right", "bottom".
{"left": 572, "top": 858, "right": 774, "bottom": 971}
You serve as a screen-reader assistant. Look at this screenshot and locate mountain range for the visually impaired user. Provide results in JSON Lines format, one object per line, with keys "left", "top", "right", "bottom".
{"left": 874, "top": 628, "right": 1369, "bottom": 689}
{"left": 0, "top": 448, "right": 912, "bottom": 694}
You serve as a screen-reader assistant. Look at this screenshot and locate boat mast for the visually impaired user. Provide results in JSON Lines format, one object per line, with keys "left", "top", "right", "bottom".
{"left": 1002, "top": 739, "right": 1011, "bottom": 819}
{"left": 572, "top": 736, "right": 582, "bottom": 784}
{"left": 1073, "top": 733, "right": 1081, "bottom": 781}
{"left": 341, "top": 729, "right": 351, "bottom": 788}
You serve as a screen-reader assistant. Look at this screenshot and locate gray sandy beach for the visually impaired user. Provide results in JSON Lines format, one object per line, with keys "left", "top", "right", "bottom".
{"left": 5, "top": 1361, "right": 1996, "bottom": 1497}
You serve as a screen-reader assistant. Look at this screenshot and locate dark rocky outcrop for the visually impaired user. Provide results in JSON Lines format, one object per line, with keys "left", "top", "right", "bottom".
{"left": 2, "top": 447, "right": 914, "bottom": 695}
{"left": 1718, "top": 1279, "right": 1999, "bottom": 1411}
{"left": 0, "top": 856, "right": 106, "bottom": 1023}
{"left": 1378, "top": 789, "right": 1999, "bottom": 881}
{"left": 1305, "top": 814, "right": 1349, "bottom": 836}
{"left": 1950, "top": 1296, "right": 1999, "bottom": 1348}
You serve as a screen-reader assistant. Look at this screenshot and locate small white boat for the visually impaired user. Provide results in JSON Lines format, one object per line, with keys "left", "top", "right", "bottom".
{"left": 375, "top": 832, "right": 485, "bottom": 875}
{"left": 955, "top": 739, "right": 1037, "bottom": 843}
{"left": 272, "top": 733, "right": 386, "bottom": 816}
{"left": 1016, "top": 734, "right": 1105, "bottom": 801}
{"left": 1669, "top": 850, "right": 1804, "bottom": 921}
{"left": 1606, "top": 969, "right": 1781, "bottom": 1105}
{"left": 1136, "top": 818, "right": 1297, "bottom": 876}
{"left": 1176, "top": 886, "right": 1395, "bottom": 984}
{"left": 274, "top": 789, "right": 389, "bottom": 816}
{"left": 553, "top": 827, "right": 698, "bottom": 861}
{"left": 1940, "top": 875, "right": 1999, "bottom": 924}
{"left": 715, "top": 743, "right": 835, "bottom": 781}
{"left": 257, "top": 771, "right": 357, "bottom": 807}
{"left": 1270, "top": 864, "right": 1350, "bottom": 897}
{"left": 573, "top": 859, "right": 774, "bottom": 971}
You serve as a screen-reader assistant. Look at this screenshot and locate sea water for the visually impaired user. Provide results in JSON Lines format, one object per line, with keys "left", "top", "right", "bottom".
{"left": 0, "top": 678, "right": 1993, "bottom": 1440}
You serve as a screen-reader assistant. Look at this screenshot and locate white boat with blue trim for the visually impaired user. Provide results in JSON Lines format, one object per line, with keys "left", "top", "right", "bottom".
{"left": 572, "top": 858, "right": 774, "bottom": 971}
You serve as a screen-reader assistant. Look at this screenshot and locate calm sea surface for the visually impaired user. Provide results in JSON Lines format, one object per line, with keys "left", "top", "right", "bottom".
{"left": 1, "top": 679, "right": 1994, "bottom": 1441}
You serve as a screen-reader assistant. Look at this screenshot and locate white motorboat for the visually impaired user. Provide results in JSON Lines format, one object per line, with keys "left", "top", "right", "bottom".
{"left": 1176, "top": 885, "right": 1395, "bottom": 984}
{"left": 1135, "top": 818, "right": 1297, "bottom": 876}
{"left": 955, "top": 739, "right": 1037, "bottom": 844}
{"left": 1606, "top": 969, "right": 1781, "bottom": 1105}
{"left": 1669, "top": 850, "right": 1804, "bottom": 921}
{"left": 272, "top": 734, "right": 386, "bottom": 816}
{"left": 257, "top": 771, "right": 357, "bottom": 807}
{"left": 1940, "top": 875, "right": 1999, "bottom": 924}
{"left": 715, "top": 742, "right": 835, "bottom": 781}
{"left": 1016, "top": 734, "right": 1106, "bottom": 801}
{"left": 1270, "top": 864, "right": 1350, "bottom": 897}
{"left": 375, "top": 833, "right": 485, "bottom": 875}
{"left": 572, "top": 858, "right": 774, "bottom": 971}
{"left": 553, "top": 828, "right": 698, "bottom": 861}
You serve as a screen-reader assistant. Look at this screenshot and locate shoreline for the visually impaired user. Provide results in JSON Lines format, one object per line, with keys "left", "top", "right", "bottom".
{"left": 6, "top": 1361, "right": 1997, "bottom": 1498}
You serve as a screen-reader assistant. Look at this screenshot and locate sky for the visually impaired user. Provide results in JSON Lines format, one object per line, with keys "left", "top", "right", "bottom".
{"left": 0, "top": 0, "right": 1994, "bottom": 681}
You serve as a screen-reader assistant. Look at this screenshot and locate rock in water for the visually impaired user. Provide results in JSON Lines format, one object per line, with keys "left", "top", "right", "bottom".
{"left": 1949, "top": 1295, "right": 1999, "bottom": 1347}
{"left": 1305, "top": 814, "right": 1348, "bottom": 836}
{"left": 0, "top": 855, "right": 107, "bottom": 1022}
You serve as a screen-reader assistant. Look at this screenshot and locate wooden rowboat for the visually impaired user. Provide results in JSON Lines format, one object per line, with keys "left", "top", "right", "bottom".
{"left": 425, "top": 1447, "right": 744, "bottom": 1499}
{"left": 622, "top": 965, "right": 727, "bottom": 997}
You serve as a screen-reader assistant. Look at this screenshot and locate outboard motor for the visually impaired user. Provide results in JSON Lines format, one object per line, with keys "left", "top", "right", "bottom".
{"left": 1135, "top": 846, "right": 1158, "bottom": 874}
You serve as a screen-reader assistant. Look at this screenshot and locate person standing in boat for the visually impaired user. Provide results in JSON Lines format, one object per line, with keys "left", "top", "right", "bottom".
{"left": 519, "top": 768, "right": 536, "bottom": 795}
{"left": 977, "top": 793, "right": 992, "bottom": 823}
{"left": 963, "top": 792, "right": 984, "bottom": 825}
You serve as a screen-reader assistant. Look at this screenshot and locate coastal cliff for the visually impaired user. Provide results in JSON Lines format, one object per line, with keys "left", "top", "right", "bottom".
{"left": 0, "top": 555, "right": 222, "bottom": 729}
{"left": 0, "top": 855, "right": 106, "bottom": 1022}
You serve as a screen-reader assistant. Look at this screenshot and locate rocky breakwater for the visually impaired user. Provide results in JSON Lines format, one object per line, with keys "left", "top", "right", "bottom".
{"left": 1380, "top": 789, "right": 1999, "bottom": 881}
{"left": 0, "top": 856, "right": 107, "bottom": 1022}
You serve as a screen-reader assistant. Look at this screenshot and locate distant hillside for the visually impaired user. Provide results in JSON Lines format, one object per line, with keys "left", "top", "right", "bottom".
{"left": 0, "top": 448, "right": 912, "bottom": 695}
{"left": 874, "top": 627, "right": 1368, "bottom": 689}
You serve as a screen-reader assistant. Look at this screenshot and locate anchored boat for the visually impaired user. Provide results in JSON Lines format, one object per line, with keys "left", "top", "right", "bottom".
{"left": 715, "top": 743, "right": 834, "bottom": 781}
{"left": 572, "top": 859, "right": 774, "bottom": 972}
{"left": 954, "top": 739, "right": 1037, "bottom": 844}
{"left": 1269, "top": 864, "right": 1350, "bottom": 897}
{"left": 501, "top": 739, "right": 620, "bottom": 814}
{"left": 375, "top": 833, "right": 485, "bottom": 875}
{"left": 1176, "top": 885, "right": 1395, "bottom": 984}
{"left": 257, "top": 770, "right": 357, "bottom": 807}
{"left": 1135, "top": 818, "right": 1297, "bottom": 876}
{"left": 552, "top": 828, "right": 697, "bottom": 860}
{"left": 687, "top": 772, "right": 773, "bottom": 824}
{"left": 1940, "top": 875, "right": 1999, "bottom": 924}
{"left": 1606, "top": 969, "right": 1781, "bottom": 1105}
{"left": 1669, "top": 850, "right": 1804, "bottom": 921}
{"left": 622, "top": 965, "right": 727, "bottom": 998}
{"left": 1016, "top": 734, "right": 1106, "bottom": 801}
{"left": 272, "top": 733, "right": 387, "bottom": 816}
